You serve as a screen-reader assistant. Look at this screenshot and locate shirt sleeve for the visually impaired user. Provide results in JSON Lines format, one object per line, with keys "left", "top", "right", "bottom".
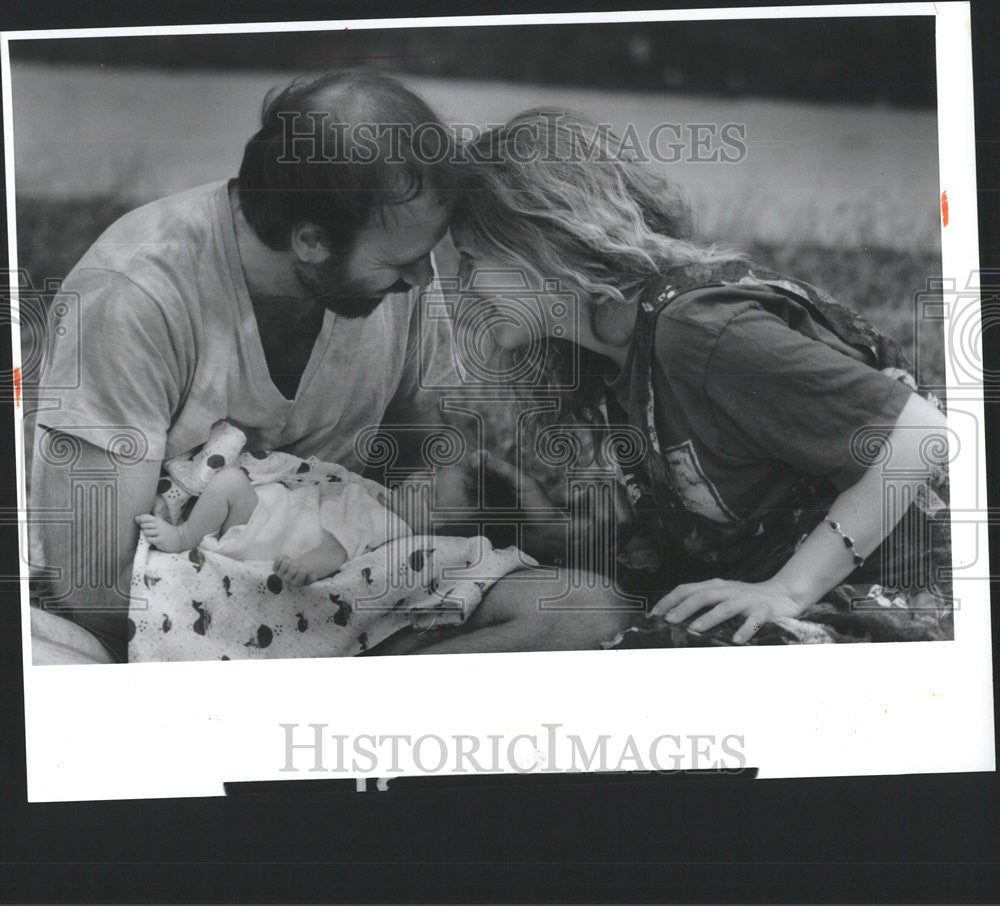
{"left": 36, "top": 268, "right": 186, "bottom": 463}
{"left": 669, "top": 303, "right": 914, "bottom": 492}
{"left": 386, "top": 274, "right": 463, "bottom": 421}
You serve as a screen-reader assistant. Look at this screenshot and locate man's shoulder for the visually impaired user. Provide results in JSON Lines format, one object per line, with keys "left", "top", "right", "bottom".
{"left": 71, "top": 181, "right": 229, "bottom": 279}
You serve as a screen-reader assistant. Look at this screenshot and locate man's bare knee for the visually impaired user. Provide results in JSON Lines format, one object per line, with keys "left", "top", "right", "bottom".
{"left": 540, "top": 570, "right": 638, "bottom": 645}
{"left": 479, "top": 568, "right": 639, "bottom": 649}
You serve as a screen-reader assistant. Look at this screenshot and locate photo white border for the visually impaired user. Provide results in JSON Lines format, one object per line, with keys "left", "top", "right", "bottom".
{"left": 3, "top": 2, "right": 993, "bottom": 802}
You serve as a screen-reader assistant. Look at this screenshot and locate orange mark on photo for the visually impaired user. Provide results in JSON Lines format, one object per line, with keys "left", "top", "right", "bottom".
{"left": 13, "top": 366, "right": 21, "bottom": 407}
{"left": 941, "top": 190, "right": 949, "bottom": 227}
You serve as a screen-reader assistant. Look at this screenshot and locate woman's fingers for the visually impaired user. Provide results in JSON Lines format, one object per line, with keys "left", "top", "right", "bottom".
{"left": 654, "top": 578, "right": 783, "bottom": 642}
{"left": 661, "top": 588, "right": 729, "bottom": 624}
{"left": 651, "top": 579, "right": 724, "bottom": 616}
{"left": 689, "top": 600, "right": 743, "bottom": 633}
{"left": 733, "top": 612, "right": 767, "bottom": 645}
{"left": 652, "top": 579, "right": 725, "bottom": 617}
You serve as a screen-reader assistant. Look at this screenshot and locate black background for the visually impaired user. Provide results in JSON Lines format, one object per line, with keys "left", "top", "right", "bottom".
{"left": 1, "top": 0, "right": 998, "bottom": 901}
{"left": 8, "top": 16, "right": 937, "bottom": 106}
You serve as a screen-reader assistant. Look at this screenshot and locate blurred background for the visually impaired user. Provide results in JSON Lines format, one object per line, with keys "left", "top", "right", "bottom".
{"left": 8, "top": 15, "right": 945, "bottom": 464}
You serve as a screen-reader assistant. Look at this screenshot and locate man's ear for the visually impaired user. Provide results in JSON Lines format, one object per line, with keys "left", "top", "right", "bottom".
{"left": 289, "top": 222, "right": 331, "bottom": 264}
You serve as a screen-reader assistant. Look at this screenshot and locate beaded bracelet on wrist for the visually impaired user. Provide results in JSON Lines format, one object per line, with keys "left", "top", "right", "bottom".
{"left": 824, "top": 518, "right": 865, "bottom": 568}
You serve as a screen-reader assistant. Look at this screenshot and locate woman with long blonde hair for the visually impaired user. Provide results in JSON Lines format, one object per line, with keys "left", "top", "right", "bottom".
{"left": 449, "top": 107, "right": 950, "bottom": 645}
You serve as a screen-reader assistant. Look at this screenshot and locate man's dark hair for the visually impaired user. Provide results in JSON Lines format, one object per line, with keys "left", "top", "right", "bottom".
{"left": 238, "top": 69, "right": 456, "bottom": 252}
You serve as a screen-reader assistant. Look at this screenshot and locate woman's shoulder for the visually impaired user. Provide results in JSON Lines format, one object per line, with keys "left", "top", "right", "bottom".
{"left": 646, "top": 259, "right": 906, "bottom": 373}
{"left": 642, "top": 260, "right": 862, "bottom": 394}
{"left": 645, "top": 258, "right": 785, "bottom": 317}
{"left": 645, "top": 263, "right": 789, "bottom": 361}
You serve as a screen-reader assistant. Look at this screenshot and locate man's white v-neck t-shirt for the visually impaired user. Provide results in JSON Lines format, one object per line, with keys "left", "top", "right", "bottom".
{"left": 37, "top": 180, "right": 460, "bottom": 471}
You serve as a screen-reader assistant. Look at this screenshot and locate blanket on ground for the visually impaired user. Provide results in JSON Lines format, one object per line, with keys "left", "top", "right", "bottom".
{"left": 127, "top": 421, "right": 535, "bottom": 662}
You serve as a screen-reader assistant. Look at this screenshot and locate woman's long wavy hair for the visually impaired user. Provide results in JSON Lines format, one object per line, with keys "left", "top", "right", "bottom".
{"left": 451, "top": 108, "right": 743, "bottom": 453}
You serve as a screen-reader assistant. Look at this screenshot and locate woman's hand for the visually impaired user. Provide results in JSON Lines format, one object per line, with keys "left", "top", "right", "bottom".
{"left": 650, "top": 576, "right": 807, "bottom": 644}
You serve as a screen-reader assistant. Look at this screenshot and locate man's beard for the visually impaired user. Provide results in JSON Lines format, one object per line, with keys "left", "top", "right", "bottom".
{"left": 294, "top": 257, "right": 391, "bottom": 320}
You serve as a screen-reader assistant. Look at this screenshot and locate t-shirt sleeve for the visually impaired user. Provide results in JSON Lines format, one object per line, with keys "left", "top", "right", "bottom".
{"left": 386, "top": 274, "right": 463, "bottom": 421}
{"left": 36, "top": 268, "right": 186, "bottom": 463}
{"left": 669, "top": 303, "right": 914, "bottom": 491}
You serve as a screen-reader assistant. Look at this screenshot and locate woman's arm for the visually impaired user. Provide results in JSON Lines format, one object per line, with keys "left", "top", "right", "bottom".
{"left": 773, "top": 392, "right": 945, "bottom": 608}
{"left": 651, "top": 392, "right": 948, "bottom": 642}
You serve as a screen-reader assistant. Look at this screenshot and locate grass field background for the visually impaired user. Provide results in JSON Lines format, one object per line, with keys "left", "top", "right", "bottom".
{"left": 10, "top": 62, "right": 947, "bottom": 450}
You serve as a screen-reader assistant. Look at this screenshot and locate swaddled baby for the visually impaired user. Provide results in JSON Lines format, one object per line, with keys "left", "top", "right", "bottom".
{"left": 136, "top": 459, "right": 474, "bottom": 588}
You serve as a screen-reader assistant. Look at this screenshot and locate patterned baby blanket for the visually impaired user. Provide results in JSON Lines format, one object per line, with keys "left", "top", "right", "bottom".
{"left": 127, "top": 421, "right": 535, "bottom": 662}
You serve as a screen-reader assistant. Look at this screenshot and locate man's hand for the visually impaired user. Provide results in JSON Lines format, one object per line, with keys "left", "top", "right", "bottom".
{"left": 650, "top": 576, "right": 807, "bottom": 644}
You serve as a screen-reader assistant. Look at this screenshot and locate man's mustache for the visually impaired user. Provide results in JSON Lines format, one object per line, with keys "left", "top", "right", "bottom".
{"left": 315, "top": 281, "right": 411, "bottom": 319}
{"left": 317, "top": 294, "right": 384, "bottom": 319}
{"left": 382, "top": 278, "right": 413, "bottom": 296}
{"left": 297, "top": 271, "right": 414, "bottom": 319}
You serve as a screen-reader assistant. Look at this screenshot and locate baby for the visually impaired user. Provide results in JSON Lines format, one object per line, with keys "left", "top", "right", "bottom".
{"left": 136, "top": 461, "right": 475, "bottom": 588}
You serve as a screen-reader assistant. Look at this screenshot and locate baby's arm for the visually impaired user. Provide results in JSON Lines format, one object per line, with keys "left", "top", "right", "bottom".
{"left": 272, "top": 530, "right": 348, "bottom": 588}
{"left": 136, "top": 467, "right": 257, "bottom": 552}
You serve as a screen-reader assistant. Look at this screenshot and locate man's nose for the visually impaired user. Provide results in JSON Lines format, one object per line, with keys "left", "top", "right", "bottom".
{"left": 402, "top": 255, "right": 434, "bottom": 289}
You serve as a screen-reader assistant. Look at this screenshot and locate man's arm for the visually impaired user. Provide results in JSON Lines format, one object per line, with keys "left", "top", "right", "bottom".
{"left": 26, "top": 271, "right": 185, "bottom": 658}
{"left": 30, "top": 428, "right": 162, "bottom": 657}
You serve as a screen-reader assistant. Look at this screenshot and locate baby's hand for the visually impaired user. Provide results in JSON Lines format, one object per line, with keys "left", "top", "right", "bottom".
{"left": 272, "top": 555, "right": 316, "bottom": 588}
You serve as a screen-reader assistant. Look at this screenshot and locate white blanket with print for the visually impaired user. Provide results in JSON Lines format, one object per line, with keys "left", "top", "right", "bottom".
{"left": 127, "top": 421, "right": 534, "bottom": 662}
